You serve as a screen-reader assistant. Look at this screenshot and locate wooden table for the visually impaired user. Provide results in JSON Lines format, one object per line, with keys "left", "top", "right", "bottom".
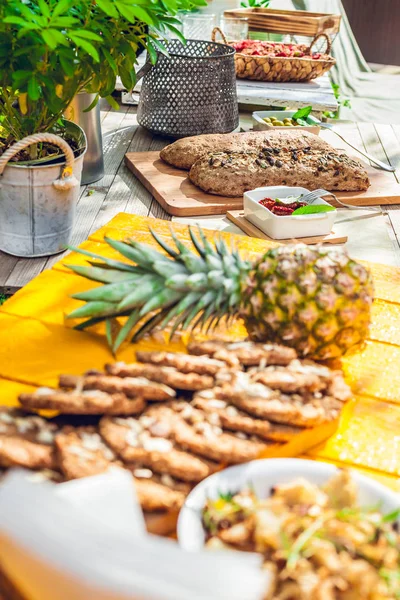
{"left": 1, "top": 105, "right": 400, "bottom": 295}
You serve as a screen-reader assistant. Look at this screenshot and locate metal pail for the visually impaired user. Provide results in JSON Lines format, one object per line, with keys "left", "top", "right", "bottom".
{"left": 0, "top": 121, "right": 86, "bottom": 258}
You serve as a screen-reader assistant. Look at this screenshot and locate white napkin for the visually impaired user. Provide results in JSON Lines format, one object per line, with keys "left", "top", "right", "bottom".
{"left": 0, "top": 469, "right": 270, "bottom": 600}
{"left": 56, "top": 467, "right": 146, "bottom": 537}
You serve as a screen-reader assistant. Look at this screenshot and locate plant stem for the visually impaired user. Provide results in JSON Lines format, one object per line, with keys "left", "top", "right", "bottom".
{"left": 0, "top": 90, "right": 24, "bottom": 140}
{"left": 29, "top": 144, "right": 38, "bottom": 160}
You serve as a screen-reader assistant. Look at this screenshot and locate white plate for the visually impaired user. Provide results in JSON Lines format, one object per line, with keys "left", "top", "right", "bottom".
{"left": 252, "top": 110, "right": 320, "bottom": 135}
{"left": 243, "top": 186, "right": 337, "bottom": 240}
{"left": 177, "top": 458, "right": 400, "bottom": 552}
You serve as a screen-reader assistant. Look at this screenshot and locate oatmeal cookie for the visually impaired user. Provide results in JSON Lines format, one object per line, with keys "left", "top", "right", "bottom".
{"left": 135, "top": 351, "right": 227, "bottom": 376}
{"left": 106, "top": 362, "right": 214, "bottom": 391}
{"left": 188, "top": 340, "right": 296, "bottom": 367}
{"left": 19, "top": 387, "right": 146, "bottom": 415}
{"left": 100, "top": 408, "right": 215, "bottom": 483}
{"left": 55, "top": 426, "right": 119, "bottom": 479}
{"left": 0, "top": 408, "right": 58, "bottom": 470}
{"left": 60, "top": 373, "right": 175, "bottom": 402}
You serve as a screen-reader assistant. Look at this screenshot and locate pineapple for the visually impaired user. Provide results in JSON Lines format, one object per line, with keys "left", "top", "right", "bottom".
{"left": 67, "top": 227, "right": 373, "bottom": 359}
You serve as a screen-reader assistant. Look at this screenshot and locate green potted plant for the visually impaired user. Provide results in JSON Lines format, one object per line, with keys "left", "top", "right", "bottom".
{"left": 0, "top": 0, "right": 205, "bottom": 258}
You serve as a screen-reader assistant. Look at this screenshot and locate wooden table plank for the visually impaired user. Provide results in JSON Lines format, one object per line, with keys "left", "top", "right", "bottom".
{"left": 374, "top": 124, "right": 400, "bottom": 183}
{"left": 88, "top": 126, "right": 156, "bottom": 232}
{"left": 358, "top": 122, "right": 400, "bottom": 252}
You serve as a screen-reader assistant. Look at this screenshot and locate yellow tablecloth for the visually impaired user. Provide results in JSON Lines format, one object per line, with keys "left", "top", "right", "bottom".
{"left": 1, "top": 213, "right": 400, "bottom": 492}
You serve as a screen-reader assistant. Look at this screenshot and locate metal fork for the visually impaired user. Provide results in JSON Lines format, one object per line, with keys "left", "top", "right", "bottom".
{"left": 299, "top": 189, "right": 332, "bottom": 205}
{"left": 314, "top": 120, "right": 395, "bottom": 173}
{"left": 300, "top": 188, "right": 381, "bottom": 212}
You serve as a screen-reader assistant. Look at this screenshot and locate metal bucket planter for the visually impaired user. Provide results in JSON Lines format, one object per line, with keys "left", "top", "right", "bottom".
{"left": 0, "top": 121, "right": 86, "bottom": 258}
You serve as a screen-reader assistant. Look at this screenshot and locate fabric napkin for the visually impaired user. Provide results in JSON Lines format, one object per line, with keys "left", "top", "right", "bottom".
{"left": 0, "top": 469, "right": 270, "bottom": 600}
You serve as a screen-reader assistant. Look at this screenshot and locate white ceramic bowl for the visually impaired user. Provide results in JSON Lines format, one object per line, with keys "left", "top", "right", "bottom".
{"left": 177, "top": 458, "right": 400, "bottom": 552}
{"left": 252, "top": 110, "right": 320, "bottom": 136}
{"left": 243, "top": 186, "right": 337, "bottom": 240}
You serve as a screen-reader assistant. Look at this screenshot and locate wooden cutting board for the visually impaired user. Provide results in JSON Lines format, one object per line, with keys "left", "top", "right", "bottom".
{"left": 227, "top": 210, "right": 348, "bottom": 245}
{"left": 125, "top": 151, "right": 400, "bottom": 217}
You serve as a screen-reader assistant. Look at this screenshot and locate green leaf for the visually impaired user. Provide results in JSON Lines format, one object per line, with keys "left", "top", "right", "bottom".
{"left": 105, "top": 95, "right": 120, "bottom": 110}
{"left": 50, "top": 16, "right": 79, "bottom": 27}
{"left": 14, "top": 3, "right": 36, "bottom": 21}
{"left": 292, "top": 205, "right": 336, "bottom": 215}
{"left": 119, "top": 65, "right": 135, "bottom": 90}
{"left": 102, "top": 48, "right": 117, "bottom": 74}
{"left": 59, "top": 53, "right": 75, "bottom": 77}
{"left": 96, "top": 0, "right": 119, "bottom": 18}
{"left": 70, "top": 30, "right": 103, "bottom": 42}
{"left": 165, "top": 24, "right": 185, "bottom": 43}
{"left": 69, "top": 34, "right": 100, "bottom": 62}
{"left": 27, "top": 77, "right": 41, "bottom": 101}
{"left": 12, "top": 70, "right": 31, "bottom": 83}
{"left": 83, "top": 93, "right": 99, "bottom": 113}
{"left": 41, "top": 29, "right": 59, "bottom": 49}
{"left": 51, "top": 0, "right": 74, "bottom": 18}
{"left": 292, "top": 105, "right": 313, "bottom": 121}
{"left": 148, "top": 36, "right": 169, "bottom": 58}
{"left": 3, "top": 16, "right": 33, "bottom": 27}
{"left": 116, "top": 3, "right": 154, "bottom": 26}
{"left": 112, "top": 310, "right": 141, "bottom": 353}
{"left": 38, "top": 0, "right": 51, "bottom": 18}
{"left": 145, "top": 41, "right": 158, "bottom": 64}
{"left": 68, "top": 301, "right": 119, "bottom": 320}
{"left": 46, "top": 28, "right": 68, "bottom": 46}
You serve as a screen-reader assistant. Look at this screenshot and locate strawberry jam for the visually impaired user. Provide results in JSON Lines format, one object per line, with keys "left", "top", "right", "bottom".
{"left": 259, "top": 197, "right": 307, "bottom": 216}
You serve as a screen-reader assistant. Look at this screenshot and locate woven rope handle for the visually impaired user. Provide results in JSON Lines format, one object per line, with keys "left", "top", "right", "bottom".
{"left": 307, "top": 32, "right": 332, "bottom": 56}
{"left": 0, "top": 133, "right": 79, "bottom": 191}
{"left": 212, "top": 27, "right": 229, "bottom": 45}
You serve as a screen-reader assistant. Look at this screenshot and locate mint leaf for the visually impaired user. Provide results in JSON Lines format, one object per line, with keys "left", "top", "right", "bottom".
{"left": 292, "top": 205, "right": 335, "bottom": 215}
{"left": 292, "top": 105, "right": 313, "bottom": 121}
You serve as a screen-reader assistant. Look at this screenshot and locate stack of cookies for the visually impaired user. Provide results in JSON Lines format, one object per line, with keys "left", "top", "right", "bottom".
{"left": 0, "top": 341, "right": 351, "bottom": 532}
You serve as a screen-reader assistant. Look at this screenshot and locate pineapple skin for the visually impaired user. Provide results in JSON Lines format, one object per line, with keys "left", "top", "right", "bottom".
{"left": 239, "top": 246, "right": 373, "bottom": 360}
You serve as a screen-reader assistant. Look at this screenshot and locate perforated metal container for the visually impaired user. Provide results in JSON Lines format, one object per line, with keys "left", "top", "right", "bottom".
{"left": 137, "top": 39, "right": 239, "bottom": 138}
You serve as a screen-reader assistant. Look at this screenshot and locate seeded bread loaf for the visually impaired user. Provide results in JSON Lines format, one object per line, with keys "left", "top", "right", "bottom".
{"left": 160, "top": 130, "right": 352, "bottom": 171}
{"left": 189, "top": 146, "right": 370, "bottom": 196}
{"left": 160, "top": 130, "right": 323, "bottom": 170}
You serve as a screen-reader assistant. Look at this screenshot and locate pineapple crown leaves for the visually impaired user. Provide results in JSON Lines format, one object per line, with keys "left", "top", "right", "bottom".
{"left": 66, "top": 226, "right": 252, "bottom": 353}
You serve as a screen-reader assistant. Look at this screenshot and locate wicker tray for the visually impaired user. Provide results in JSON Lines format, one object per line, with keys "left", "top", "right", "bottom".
{"left": 223, "top": 7, "right": 341, "bottom": 37}
{"left": 212, "top": 29, "right": 336, "bottom": 83}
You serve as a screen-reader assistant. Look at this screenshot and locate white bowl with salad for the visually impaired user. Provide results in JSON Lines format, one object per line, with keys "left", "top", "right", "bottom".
{"left": 243, "top": 186, "right": 337, "bottom": 240}
{"left": 253, "top": 106, "right": 320, "bottom": 135}
{"left": 178, "top": 458, "right": 400, "bottom": 599}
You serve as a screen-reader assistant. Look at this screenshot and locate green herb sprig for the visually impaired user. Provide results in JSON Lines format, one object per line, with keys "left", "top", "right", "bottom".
{"left": 292, "top": 105, "right": 321, "bottom": 127}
